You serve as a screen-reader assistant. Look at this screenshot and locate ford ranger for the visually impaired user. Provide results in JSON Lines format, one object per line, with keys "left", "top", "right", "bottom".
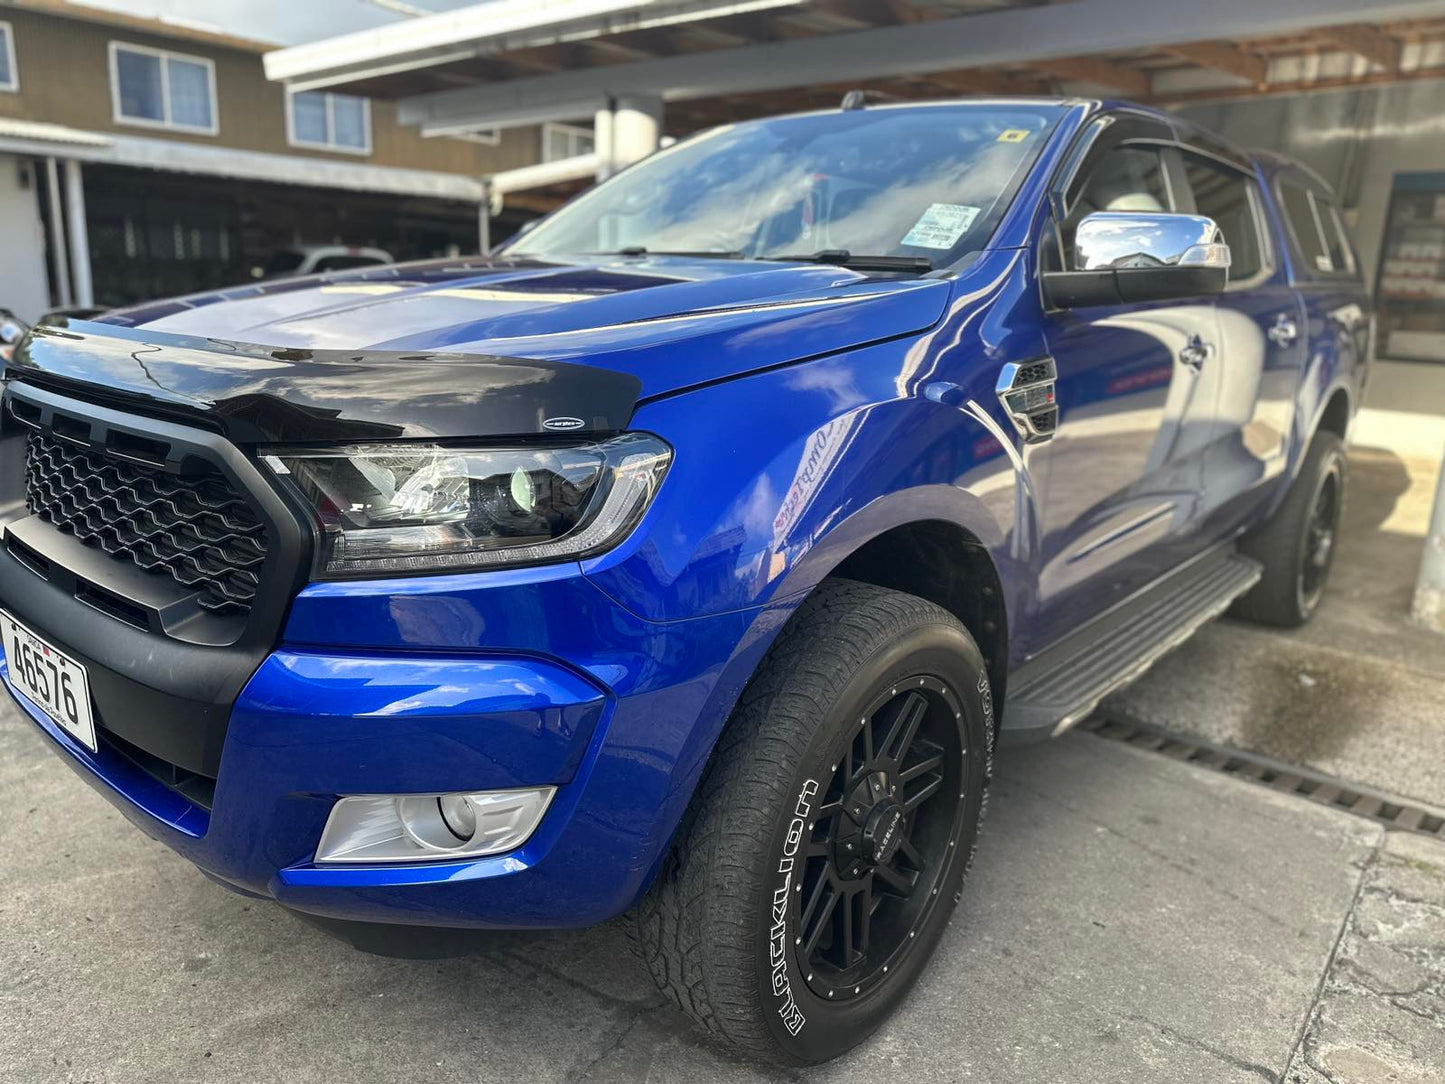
{"left": 0, "top": 98, "right": 1369, "bottom": 1065}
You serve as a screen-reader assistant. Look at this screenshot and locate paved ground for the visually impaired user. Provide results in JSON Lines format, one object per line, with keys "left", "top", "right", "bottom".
{"left": 5, "top": 371, "right": 1442, "bottom": 1082}
{"left": 1107, "top": 404, "right": 1445, "bottom": 809}
{"left": 3, "top": 693, "right": 1442, "bottom": 1084}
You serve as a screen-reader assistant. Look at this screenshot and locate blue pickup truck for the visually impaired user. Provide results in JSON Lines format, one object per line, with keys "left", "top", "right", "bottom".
{"left": 0, "top": 98, "right": 1368, "bottom": 1064}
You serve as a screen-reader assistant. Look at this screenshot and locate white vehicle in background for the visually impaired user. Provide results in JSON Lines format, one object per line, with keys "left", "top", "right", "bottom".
{"left": 257, "top": 245, "right": 394, "bottom": 280}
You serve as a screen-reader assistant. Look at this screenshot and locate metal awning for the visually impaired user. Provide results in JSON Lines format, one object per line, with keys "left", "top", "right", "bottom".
{"left": 0, "top": 118, "right": 114, "bottom": 152}
{"left": 264, "top": 0, "right": 808, "bottom": 93}
{"left": 0, "top": 124, "right": 484, "bottom": 203}
{"left": 396, "top": 0, "right": 1445, "bottom": 134}
{"left": 261, "top": 0, "right": 1445, "bottom": 138}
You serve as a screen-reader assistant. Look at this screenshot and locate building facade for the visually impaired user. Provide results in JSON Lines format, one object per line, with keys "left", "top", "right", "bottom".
{"left": 0, "top": 0, "right": 547, "bottom": 319}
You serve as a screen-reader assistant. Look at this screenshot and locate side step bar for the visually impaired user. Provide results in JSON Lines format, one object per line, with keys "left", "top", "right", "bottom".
{"left": 1000, "top": 545, "right": 1262, "bottom": 743}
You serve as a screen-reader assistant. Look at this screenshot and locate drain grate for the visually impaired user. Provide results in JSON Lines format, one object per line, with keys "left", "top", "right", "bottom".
{"left": 1081, "top": 714, "right": 1445, "bottom": 840}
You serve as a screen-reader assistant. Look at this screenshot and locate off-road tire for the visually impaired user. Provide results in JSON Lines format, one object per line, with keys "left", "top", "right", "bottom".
{"left": 630, "top": 578, "right": 993, "bottom": 1066}
{"left": 1231, "top": 430, "right": 1346, "bottom": 628}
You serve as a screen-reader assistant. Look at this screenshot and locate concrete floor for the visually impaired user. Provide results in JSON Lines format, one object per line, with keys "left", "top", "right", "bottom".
{"left": 3, "top": 365, "right": 1442, "bottom": 1082}
{"left": 2, "top": 695, "right": 1443, "bottom": 1084}
{"left": 1106, "top": 392, "right": 1445, "bottom": 809}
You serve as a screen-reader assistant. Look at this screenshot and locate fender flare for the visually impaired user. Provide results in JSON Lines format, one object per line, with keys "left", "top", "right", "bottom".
{"left": 770, "top": 483, "right": 1011, "bottom": 606}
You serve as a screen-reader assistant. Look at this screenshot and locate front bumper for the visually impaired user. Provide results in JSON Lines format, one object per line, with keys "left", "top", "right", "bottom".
{"left": 2, "top": 567, "right": 781, "bottom": 929}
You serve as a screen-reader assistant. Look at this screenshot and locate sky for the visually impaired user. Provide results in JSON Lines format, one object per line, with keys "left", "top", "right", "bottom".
{"left": 69, "top": 0, "right": 483, "bottom": 46}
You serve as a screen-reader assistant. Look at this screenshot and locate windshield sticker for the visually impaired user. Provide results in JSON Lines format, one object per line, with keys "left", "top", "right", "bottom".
{"left": 996, "top": 129, "right": 1030, "bottom": 143}
{"left": 901, "top": 203, "right": 981, "bottom": 250}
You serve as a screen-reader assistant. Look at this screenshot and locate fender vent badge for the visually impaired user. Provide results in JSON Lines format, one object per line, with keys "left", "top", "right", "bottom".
{"left": 996, "top": 358, "right": 1058, "bottom": 444}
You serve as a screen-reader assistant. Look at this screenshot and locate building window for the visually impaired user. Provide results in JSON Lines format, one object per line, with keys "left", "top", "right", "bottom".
{"left": 287, "top": 90, "right": 371, "bottom": 155}
{"left": 543, "top": 122, "right": 595, "bottom": 162}
{"left": 109, "top": 42, "right": 217, "bottom": 134}
{"left": 0, "top": 22, "right": 17, "bottom": 92}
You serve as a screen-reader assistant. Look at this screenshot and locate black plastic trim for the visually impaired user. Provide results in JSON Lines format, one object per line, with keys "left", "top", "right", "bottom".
{"left": 10, "top": 320, "right": 643, "bottom": 443}
{"left": 0, "top": 382, "right": 313, "bottom": 776}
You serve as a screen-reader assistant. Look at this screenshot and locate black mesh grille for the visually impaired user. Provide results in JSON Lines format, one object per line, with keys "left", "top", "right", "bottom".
{"left": 1014, "top": 361, "right": 1054, "bottom": 387}
{"left": 24, "top": 432, "right": 268, "bottom": 616}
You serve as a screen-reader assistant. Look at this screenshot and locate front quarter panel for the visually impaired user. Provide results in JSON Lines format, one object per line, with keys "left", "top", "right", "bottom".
{"left": 583, "top": 249, "right": 1046, "bottom": 631}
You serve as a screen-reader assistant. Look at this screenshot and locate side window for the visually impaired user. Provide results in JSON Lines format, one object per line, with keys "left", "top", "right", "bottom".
{"left": 1062, "top": 145, "right": 1170, "bottom": 267}
{"left": 1319, "top": 199, "right": 1359, "bottom": 278}
{"left": 1279, "top": 182, "right": 1331, "bottom": 276}
{"left": 1182, "top": 154, "right": 1266, "bottom": 283}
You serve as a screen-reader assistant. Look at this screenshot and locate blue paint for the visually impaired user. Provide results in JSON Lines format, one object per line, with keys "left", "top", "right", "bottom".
{"left": 3, "top": 99, "right": 1369, "bottom": 929}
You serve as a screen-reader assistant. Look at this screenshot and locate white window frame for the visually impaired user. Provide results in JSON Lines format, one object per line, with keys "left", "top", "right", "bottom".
{"left": 542, "top": 122, "right": 594, "bottom": 162}
{"left": 285, "top": 88, "right": 373, "bottom": 156}
{"left": 0, "top": 22, "right": 18, "bottom": 93}
{"left": 108, "top": 41, "right": 218, "bottom": 135}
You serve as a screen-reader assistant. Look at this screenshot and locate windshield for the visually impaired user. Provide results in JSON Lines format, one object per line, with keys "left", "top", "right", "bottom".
{"left": 510, "top": 103, "right": 1064, "bottom": 265}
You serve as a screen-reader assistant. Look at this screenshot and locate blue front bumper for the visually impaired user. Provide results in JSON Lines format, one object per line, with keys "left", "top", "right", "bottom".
{"left": 2, "top": 565, "right": 786, "bottom": 929}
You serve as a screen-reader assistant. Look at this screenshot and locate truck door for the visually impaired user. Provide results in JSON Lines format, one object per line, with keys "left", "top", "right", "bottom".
{"left": 1031, "top": 124, "right": 1221, "bottom": 646}
{"left": 1173, "top": 150, "right": 1304, "bottom": 535}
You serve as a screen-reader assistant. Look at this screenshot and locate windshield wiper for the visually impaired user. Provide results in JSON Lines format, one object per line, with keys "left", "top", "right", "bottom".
{"left": 768, "top": 249, "right": 934, "bottom": 273}
{"left": 598, "top": 246, "right": 745, "bottom": 259}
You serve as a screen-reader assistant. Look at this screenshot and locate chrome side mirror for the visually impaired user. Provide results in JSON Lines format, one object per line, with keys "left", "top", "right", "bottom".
{"left": 1074, "top": 212, "right": 1231, "bottom": 272}
{"left": 1045, "top": 212, "right": 1231, "bottom": 309}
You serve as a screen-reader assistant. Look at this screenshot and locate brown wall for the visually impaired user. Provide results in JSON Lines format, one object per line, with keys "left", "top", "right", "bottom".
{"left": 0, "top": 6, "right": 540, "bottom": 175}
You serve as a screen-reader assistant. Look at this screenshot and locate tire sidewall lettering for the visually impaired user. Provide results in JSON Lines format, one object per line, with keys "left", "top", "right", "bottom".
{"left": 770, "top": 776, "right": 817, "bottom": 1036}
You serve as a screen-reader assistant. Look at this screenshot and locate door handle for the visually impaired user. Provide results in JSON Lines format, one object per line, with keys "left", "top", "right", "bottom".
{"left": 1268, "top": 315, "right": 1299, "bottom": 347}
{"left": 1179, "top": 335, "right": 1212, "bottom": 370}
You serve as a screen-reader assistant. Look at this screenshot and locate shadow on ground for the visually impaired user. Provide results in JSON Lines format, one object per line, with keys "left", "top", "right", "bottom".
{"left": 1104, "top": 443, "right": 1445, "bottom": 808}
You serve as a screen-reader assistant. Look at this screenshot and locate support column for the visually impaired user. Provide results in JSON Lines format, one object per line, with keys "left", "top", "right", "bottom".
{"left": 63, "top": 159, "right": 93, "bottom": 309}
{"left": 1412, "top": 441, "right": 1445, "bottom": 633}
{"left": 593, "top": 105, "right": 615, "bottom": 181}
{"left": 478, "top": 181, "right": 492, "bottom": 256}
{"left": 43, "top": 157, "right": 72, "bottom": 309}
{"left": 612, "top": 95, "right": 662, "bottom": 171}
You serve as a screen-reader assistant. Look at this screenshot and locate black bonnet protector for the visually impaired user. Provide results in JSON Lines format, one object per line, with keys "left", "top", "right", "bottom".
{"left": 7, "top": 320, "right": 642, "bottom": 444}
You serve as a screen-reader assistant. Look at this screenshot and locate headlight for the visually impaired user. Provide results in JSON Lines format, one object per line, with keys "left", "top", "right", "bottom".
{"left": 262, "top": 432, "right": 671, "bottom": 577}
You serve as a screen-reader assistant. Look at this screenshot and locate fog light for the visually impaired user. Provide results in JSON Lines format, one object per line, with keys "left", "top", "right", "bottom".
{"left": 438, "top": 795, "right": 477, "bottom": 840}
{"left": 315, "top": 787, "right": 555, "bottom": 864}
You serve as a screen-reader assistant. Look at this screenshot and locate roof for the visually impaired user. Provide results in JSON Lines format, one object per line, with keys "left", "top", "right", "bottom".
{"left": 0, "top": 117, "right": 113, "bottom": 147}
{"left": 2, "top": 0, "right": 278, "bottom": 54}
{"left": 262, "top": 0, "right": 1445, "bottom": 137}
{"left": 0, "top": 121, "right": 485, "bottom": 202}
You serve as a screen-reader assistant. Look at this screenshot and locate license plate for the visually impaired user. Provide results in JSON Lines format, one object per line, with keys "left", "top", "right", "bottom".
{"left": 0, "top": 609, "right": 97, "bottom": 752}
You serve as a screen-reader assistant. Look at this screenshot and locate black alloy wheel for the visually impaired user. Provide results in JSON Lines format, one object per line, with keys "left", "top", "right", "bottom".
{"left": 1298, "top": 461, "right": 1342, "bottom": 615}
{"left": 1233, "top": 430, "right": 1347, "bottom": 629}
{"left": 794, "top": 677, "right": 964, "bottom": 1002}
{"left": 633, "top": 579, "right": 993, "bottom": 1066}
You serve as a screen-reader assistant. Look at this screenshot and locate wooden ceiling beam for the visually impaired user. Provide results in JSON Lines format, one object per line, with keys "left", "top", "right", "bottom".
{"left": 1317, "top": 23, "right": 1403, "bottom": 69}
{"left": 919, "top": 68, "right": 1050, "bottom": 97}
{"left": 1150, "top": 57, "right": 1441, "bottom": 104}
{"left": 695, "top": 11, "right": 782, "bottom": 44}
{"left": 1161, "top": 41, "right": 1268, "bottom": 86}
{"left": 581, "top": 37, "right": 659, "bottom": 62}
{"left": 885, "top": 0, "right": 929, "bottom": 24}
{"left": 799, "top": 0, "right": 896, "bottom": 28}
{"left": 1028, "top": 56, "right": 1150, "bottom": 96}
{"left": 499, "top": 43, "right": 591, "bottom": 73}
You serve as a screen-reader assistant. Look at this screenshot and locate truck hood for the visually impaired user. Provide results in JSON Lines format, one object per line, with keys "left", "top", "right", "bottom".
{"left": 6, "top": 256, "right": 951, "bottom": 442}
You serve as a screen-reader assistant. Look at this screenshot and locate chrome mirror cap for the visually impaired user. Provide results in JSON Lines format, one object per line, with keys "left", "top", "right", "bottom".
{"left": 1074, "top": 212, "right": 1232, "bottom": 273}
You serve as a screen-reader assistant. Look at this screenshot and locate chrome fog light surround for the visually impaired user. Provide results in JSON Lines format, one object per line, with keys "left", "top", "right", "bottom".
{"left": 315, "top": 787, "right": 556, "bottom": 864}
